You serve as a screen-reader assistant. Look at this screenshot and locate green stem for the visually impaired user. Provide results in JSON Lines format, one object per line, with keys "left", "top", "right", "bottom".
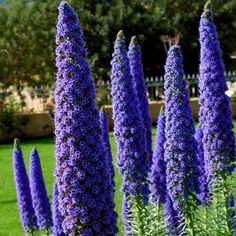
{"left": 185, "top": 199, "right": 196, "bottom": 236}
{"left": 221, "top": 176, "right": 232, "bottom": 235}
{"left": 135, "top": 195, "right": 146, "bottom": 236}
{"left": 47, "top": 228, "right": 52, "bottom": 236}
{"left": 215, "top": 192, "right": 221, "bottom": 234}
{"left": 204, "top": 206, "right": 208, "bottom": 232}
{"left": 188, "top": 213, "right": 195, "bottom": 236}
{"left": 28, "top": 229, "right": 38, "bottom": 236}
{"left": 157, "top": 202, "right": 161, "bottom": 218}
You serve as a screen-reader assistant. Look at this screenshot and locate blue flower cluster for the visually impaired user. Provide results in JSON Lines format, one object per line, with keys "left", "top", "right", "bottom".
{"left": 54, "top": 1, "right": 118, "bottom": 235}
{"left": 99, "top": 109, "right": 116, "bottom": 198}
{"left": 198, "top": 1, "right": 236, "bottom": 177}
{"left": 128, "top": 36, "right": 152, "bottom": 171}
{"left": 53, "top": 183, "right": 66, "bottom": 236}
{"left": 29, "top": 148, "right": 52, "bottom": 231}
{"left": 12, "top": 139, "right": 38, "bottom": 233}
{"left": 151, "top": 107, "right": 167, "bottom": 204}
{"left": 195, "top": 125, "right": 210, "bottom": 205}
{"left": 110, "top": 30, "right": 150, "bottom": 203}
{"left": 164, "top": 45, "right": 200, "bottom": 210}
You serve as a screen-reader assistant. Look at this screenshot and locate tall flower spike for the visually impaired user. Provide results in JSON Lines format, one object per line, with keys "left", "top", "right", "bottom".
{"left": 199, "top": 2, "right": 236, "bottom": 234}
{"left": 128, "top": 36, "right": 152, "bottom": 171}
{"left": 164, "top": 44, "right": 200, "bottom": 211}
{"left": 150, "top": 107, "right": 181, "bottom": 234}
{"left": 151, "top": 106, "right": 167, "bottom": 204}
{"left": 110, "top": 30, "right": 149, "bottom": 202}
{"left": 195, "top": 125, "right": 210, "bottom": 205}
{"left": 111, "top": 30, "right": 150, "bottom": 235}
{"left": 99, "top": 108, "right": 116, "bottom": 197}
{"left": 12, "top": 138, "right": 38, "bottom": 234}
{"left": 55, "top": 1, "right": 118, "bottom": 235}
{"left": 29, "top": 148, "right": 52, "bottom": 232}
{"left": 199, "top": 0, "right": 236, "bottom": 179}
{"left": 53, "top": 183, "right": 66, "bottom": 236}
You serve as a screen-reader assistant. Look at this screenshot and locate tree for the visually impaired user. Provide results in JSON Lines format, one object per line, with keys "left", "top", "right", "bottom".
{"left": 0, "top": 0, "right": 235, "bottom": 88}
{"left": 0, "top": 0, "right": 57, "bottom": 87}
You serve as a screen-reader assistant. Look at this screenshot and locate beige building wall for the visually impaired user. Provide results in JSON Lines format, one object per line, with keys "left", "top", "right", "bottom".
{"left": 1, "top": 99, "right": 236, "bottom": 142}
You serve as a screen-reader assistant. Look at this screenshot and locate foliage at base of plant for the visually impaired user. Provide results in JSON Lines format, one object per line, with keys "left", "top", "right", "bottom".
{"left": 126, "top": 195, "right": 166, "bottom": 236}
{"left": 195, "top": 176, "right": 236, "bottom": 236}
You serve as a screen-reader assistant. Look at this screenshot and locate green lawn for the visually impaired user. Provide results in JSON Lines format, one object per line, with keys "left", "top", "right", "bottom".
{"left": 0, "top": 129, "right": 157, "bottom": 236}
{"left": 0, "top": 123, "right": 235, "bottom": 236}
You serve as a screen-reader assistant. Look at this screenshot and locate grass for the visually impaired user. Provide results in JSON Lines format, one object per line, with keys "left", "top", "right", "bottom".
{"left": 0, "top": 130, "right": 158, "bottom": 236}
{"left": 0, "top": 123, "right": 235, "bottom": 236}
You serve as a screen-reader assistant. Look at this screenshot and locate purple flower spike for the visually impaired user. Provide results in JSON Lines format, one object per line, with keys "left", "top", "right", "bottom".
{"left": 229, "top": 196, "right": 236, "bottom": 228}
{"left": 164, "top": 195, "right": 182, "bottom": 235}
{"left": 99, "top": 109, "right": 116, "bottom": 197}
{"left": 164, "top": 44, "right": 200, "bottom": 210}
{"left": 110, "top": 30, "right": 150, "bottom": 202}
{"left": 150, "top": 108, "right": 182, "bottom": 234}
{"left": 53, "top": 183, "right": 66, "bottom": 236}
{"left": 199, "top": 1, "right": 236, "bottom": 179}
{"left": 151, "top": 107, "right": 167, "bottom": 204}
{"left": 13, "top": 138, "right": 38, "bottom": 234}
{"left": 122, "top": 196, "right": 134, "bottom": 235}
{"left": 195, "top": 125, "right": 210, "bottom": 205}
{"left": 128, "top": 36, "right": 152, "bottom": 171}
{"left": 29, "top": 148, "right": 53, "bottom": 231}
{"left": 54, "top": 1, "right": 118, "bottom": 235}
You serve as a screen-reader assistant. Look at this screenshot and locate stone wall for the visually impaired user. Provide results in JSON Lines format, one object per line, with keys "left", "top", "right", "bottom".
{"left": 104, "top": 98, "right": 236, "bottom": 129}
{"left": 0, "top": 113, "right": 54, "bottom": 143}
{"left": 0, "top": 98, "right": 235, "bottom": 142}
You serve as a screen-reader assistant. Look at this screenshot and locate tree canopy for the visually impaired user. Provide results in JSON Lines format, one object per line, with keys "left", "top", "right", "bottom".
{"left": 0, "top": 0, "right": 235, "bottom": 87}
